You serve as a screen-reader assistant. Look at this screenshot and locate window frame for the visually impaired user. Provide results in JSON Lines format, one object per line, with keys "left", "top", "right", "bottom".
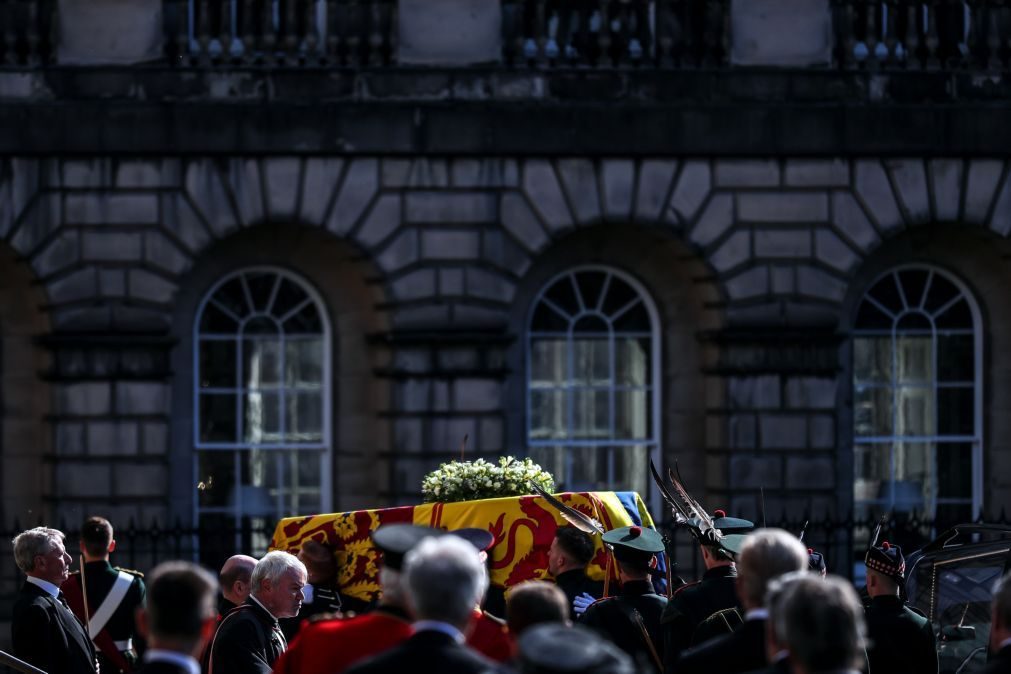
{"left": 851, "top": 264, "right": 983, "bottom": 522}
{"left": 525, "top": 264, "right": 662, "bottom": 511}
{"left": 192, "top": 266, "right": 333, "bottom": 549}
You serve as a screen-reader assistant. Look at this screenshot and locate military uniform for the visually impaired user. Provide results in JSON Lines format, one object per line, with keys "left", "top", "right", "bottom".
{"left": 62, "top": 560, "right": 146, "bottom": 673}
{"left": 660, "top": 564, "right": 740, "bottom": 668}
{"left": 580, "top": 526, "right": 668, "bottom": 673}
{"left": 674, "top": 611, "right": 768, "bottom": 674}
{"left": 555, "top": 568, "right": 605, "bottom": 619}
{"left": 207, "top": 597, "right": 287, "bottom": 674}
{"left": 983, "top": 641, "right": 1011, "bottom": 674}
{"left": 863, "top": 541, "right": 938, "bottom": 674}
{"left": 279, "top": 582, "right": 346, "bottom": 641}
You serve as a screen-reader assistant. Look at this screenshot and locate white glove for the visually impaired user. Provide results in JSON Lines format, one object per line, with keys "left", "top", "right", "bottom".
{"left": 572, "top": 592, "right": 595, "bottom": 616}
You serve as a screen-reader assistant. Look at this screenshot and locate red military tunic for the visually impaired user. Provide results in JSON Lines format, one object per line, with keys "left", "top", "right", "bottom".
{"left": 271, "top": 607, "right": 412, "bottom": 674}
{"left": 467, "top": 609, "right": 512, "bottom": 663}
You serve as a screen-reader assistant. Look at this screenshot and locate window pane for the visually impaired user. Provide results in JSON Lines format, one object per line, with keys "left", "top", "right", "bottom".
{"left": 897, "top": 269, "right": 930, "bottom": 308}
{"left": 894, "top": 442, "right": 932, "bottom": 512}
{"left": 530, "top": 389, "right": 566, "bottom": 439}
{"left": 615, "top": 390, "right": 649, "bottom": 439}
{"left": 854, "top": 338, "right": 890, "bottom": 384}
{"left": 200, "top": 302, "right": 239, "bottom": 332}
{"left": 937, "top": 443, "right": 973, "bottom": 499}
{"left": 937, "top": 334, "right": 974, "bottom": 382}
{"left": 243, "top": 339, "right": 282, "bottom": 388}
{"left": 613, "top": 302, "right": 651, "bottom": 331}
{"left": 273, "top": 277, "right": 310, "bottom": 315}
{"left": 575, "top": 271, "right": 607, "bottom": 310}
{"left": 529, "top": 446, "right": 565, "bottom": 487}
{"left": 923, "top": 275, "right": 960, "bottom": 314}
{"left": 197, "top": 451, "right": 236, "bottom": 508}
{"left": 871, "top": 274, "right": 905, "bottom": 314}
{"left": 616, "top": 338, "right": 649, "bottom": 386}
{"left": 854, "top": 386, "right": 892, "bottom": 436}
{"left": 239, "top": 450, "right": 281, "bottom": 517}
{"left": 611, "top": 445, "right": 649, "bottom": 496}
{"left": 284, "top": 302, "right": 323, "bottom": 333}
{"left": 938, "top": 386, "right": 974, "bottom": 435}
{"left": 573, "top": 339, "right": 609, "bottom": 386}
{"left": 855, "top": 301, "right": 893, "bottom": 329}
{"left": 896, "top": 335, "right": 932, "bottom": 384}
{"left": 854, "top": 444, "right": 889, "bottom": 503}
{"left": 566, "top": 446, "right": 608, "bottom": 491}
{"left": 935, "top": 503, "right": 974, "bottom": 528}
{"left": 572, "top": 390, "right": 609, "bottom": 439}
{"left": 285, "top": 338, "right": 324, "bottom": 386}
{"left": 285, "top": 392, "right": 323, "bottom": 442}
{"left": 601, "top": 277, "right": 637, "bottom": 315}
{"left": 896, "top": 387, "right": 934, "bottom": 436}
{"left": 245, "top": 271, "right": 278, "bottom": 312}
{"left": 200, "top": 394, "right": 237, "bottom": 443}
{"left": 544, "top": 276, "right": 580, "bottom": 314}
{"left": 936, "top": 298, "right": 973, "bottom": 329}
{"left": 200, "top": 340, "right": 237, "bottom": 388}
{"left": 244, "top": 392, "right": 282, "bottom": 443}
{"left": 530, "top": 339, "right": 567, "bottom": 386}
{"left": 214, "top": 277, "right": 252, "bottom": 319}
{"left": 530, "top": 303, "right": 569, "bottom": 331}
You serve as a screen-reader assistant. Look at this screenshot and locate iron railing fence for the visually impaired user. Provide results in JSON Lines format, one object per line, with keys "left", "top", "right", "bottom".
{"left": 0, "top": 0, "right": 1008, "bottom": 70}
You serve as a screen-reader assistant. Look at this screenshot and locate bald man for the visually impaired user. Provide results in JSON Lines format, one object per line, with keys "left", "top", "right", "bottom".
{"left": 199, "top": 555, "right": 256, "bottom": 673}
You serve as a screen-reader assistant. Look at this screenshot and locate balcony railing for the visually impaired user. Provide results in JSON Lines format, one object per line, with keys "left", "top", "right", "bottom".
{"left": 0, "top": 0, "right": 1007, "bottom": 71}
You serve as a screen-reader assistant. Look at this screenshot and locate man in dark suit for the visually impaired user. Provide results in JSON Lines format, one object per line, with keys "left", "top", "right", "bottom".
{"left": 863, "top": 540, "right": 938, "bottom": 674}
{"left": 62, "top": 516, "right": 147, "bottom": 673}
{"left": 134, "top": 561, "right": 218, "bottom": 674}
{"left": 547, "top": 526, "right": 604, "bottom": 618}
{"left": 10, "top": 526, "right": 99, "bottom": 674}
{"left": 207, "top": 550, "right": 307, "bottom": 674}
{"left": 985, "top": 572, "right": 1011, "bottom": 674}
{"left": 580, "top": 525, "right": 668, "bottom": 673}
{"left": 346, "top": 534, "right": 508, "bottom": 674}
{"left": 674, "top": 529, "right": 808, "bottom": 674}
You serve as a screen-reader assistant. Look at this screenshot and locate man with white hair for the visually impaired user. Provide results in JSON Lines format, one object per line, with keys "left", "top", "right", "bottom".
{"left": 346, "top": 534, "right": 507, "bottom": 674}
{"left": 207, "top": 550, "right": 306, "bottom": 674}
{"left": 674, "top": 528, "right": 808, "bottom": 674}
{"left": 985, "top": 572, "right": 1011, "bottom": 674}
{"left": 10, "top": 526, "right": 99, "bottom": 674}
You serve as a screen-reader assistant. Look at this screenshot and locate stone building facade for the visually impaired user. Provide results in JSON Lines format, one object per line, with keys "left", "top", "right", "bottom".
{"left": 0, "top": 0, "right": 1010, "bottom": 586}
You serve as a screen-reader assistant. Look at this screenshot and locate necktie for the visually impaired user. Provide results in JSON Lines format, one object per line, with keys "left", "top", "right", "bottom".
{"left": 272, "top": 623, "right": 288, "bottom": 652}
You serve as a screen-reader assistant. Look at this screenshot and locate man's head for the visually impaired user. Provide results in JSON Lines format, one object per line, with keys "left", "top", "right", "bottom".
{"left": 772, "top": 574, "right": 866, "bottom": 673}
{"left": 990, "top": 572, "right": 1011, "bottom": 651}
{"left": 403, "top": 534, "right": 488, "bottom": 630}
{"left": 137, "top": 561, "right": 218, "bottom": 657}
{"left": 736, "top": 528, "right": 808, "bottom": 611}
{"left": 372, "top": 524, "right": 442, "bottom": 609}
{"left": 864, "top": 540, "right": 905, "bottom": 598}
{"left": 517, "top": 624, "right": 635, "bottom": 674}
{"left": 506, "top": 581, "right": 570, "bottom": 636}
{"left": 80, "top": 516, "right": 115, "bottom": 561}
{"left": 700, "top": 540, "right": 735, "bottom": 569}
{"left": 12, "top": 527, "right": 72, "bottom": 585}
{"left": 602, "top": 526, "right": 665, "bottom": 583}
{"left": 250, "top": 551, "right": 307, "bottom": 619}
{"left": 297, "top": 539, "right": 337, "bottom": 586}
{"left": 548, "top": 527, "right": 595, "bottom": 577}
{"left": 219, "top": 554, "right": 257, "bottom": 606}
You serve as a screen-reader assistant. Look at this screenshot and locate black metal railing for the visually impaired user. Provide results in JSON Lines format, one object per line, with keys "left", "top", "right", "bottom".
{"left": 162, "top": 0, "right": 397, "bottom": 66}
{"left": 0, "top": 0, "right": 55, "bottom": 66}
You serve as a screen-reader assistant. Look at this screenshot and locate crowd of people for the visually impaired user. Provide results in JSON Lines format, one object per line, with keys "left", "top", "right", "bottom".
{"left": 7, "top": 512, "right": 1011, "bottom": 674}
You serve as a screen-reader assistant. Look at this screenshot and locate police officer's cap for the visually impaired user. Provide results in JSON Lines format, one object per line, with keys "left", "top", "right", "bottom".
{"left": 372, "top": 524, "right": 440, "bottom": 571}
{"left": 517, "top": 624, "right": 635, "bottom": 674}
{"left": 451, "top": 527, "right": 495, "bottom": 553}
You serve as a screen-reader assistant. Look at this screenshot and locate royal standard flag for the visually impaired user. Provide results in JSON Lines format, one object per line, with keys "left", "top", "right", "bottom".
{"left": 270, "top": 491, "right": 656, "bottom": 602}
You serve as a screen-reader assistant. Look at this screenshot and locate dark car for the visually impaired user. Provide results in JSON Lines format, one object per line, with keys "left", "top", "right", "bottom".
{"left": 905, "top": 524, "right": 1011, "bottom": 674}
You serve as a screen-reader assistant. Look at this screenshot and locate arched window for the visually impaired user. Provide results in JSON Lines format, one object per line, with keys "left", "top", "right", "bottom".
{"left": 194, "top": 268, "right": 331, "bottom": 558}
{"left": 852, "top": 265, "right": 981, "bottom": 527}
{"left": 526, "top": 266, "right": 661, "bottom": 498}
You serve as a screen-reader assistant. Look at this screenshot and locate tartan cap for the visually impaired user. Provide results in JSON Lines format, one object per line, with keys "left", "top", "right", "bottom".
{"left": 865, "top": 540, "right": 905, "bottom": 580}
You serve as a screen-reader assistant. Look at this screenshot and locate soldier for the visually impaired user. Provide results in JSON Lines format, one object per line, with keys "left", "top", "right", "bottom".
{"left": 674, "top": 528, "right": 808, "bottom": 674}
{"left": 272, "top": 524, "right": 427, "bottom": 674}
{"left": 547, "top": 526, "right": 604, "bottom": 619}
{"left": 863, "top": 539, "right": 938, "bottom": 674}
{"left": 11, "top": 526, "right": 99, "bottom": 674}
{"left": 61, "top": 516, "right": 147, "bottom": 674}
{"left": 207, "top": 550, "right": 307, "bottom": 674}
{"left": 660, "top": 509, "right": 752, "bottom": 670}
{"left": 985, "top": 572, "right": 1011, "bottom": 674}
{"left": 579, "top": 525, "right": 668, "bottom": 673}
{"left": 134, "top": 561, "right": 218, "bottom": 674}
{"left": 279, "top": 539, "right": 358, "bottom": 641}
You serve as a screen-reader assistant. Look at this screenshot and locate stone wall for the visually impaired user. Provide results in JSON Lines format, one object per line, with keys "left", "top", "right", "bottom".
{"left": 2, "top": 155, "right": 1011, "bottom": 522}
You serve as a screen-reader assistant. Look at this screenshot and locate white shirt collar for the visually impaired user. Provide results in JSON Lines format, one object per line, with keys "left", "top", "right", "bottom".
{"left": 413, "top": 620, "right": 465, "bottom": 644}
{"left": 249, "top": 594, "right": 278, "bottom": 621}
{"left": 745, "top": 608, "right": 769, "bottom": 621}
{"left": 143, "top": 650, "right": 201, "bottom": 674}
{"left": 26, "top": 575, "right": 61, "bottom": 598}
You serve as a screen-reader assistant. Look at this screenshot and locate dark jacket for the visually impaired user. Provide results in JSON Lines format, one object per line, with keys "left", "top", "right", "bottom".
{"left": 865, "top": 595, "right": 938, "bottom": 674}
{"left": 984, "top": 643, "right": 1011, "bottom": 674}
{"left": 674, "top": 616, "right": 767, "bottom": 674}
{"left": 661, "top": 564, "right": 740, "bottom": 671}
{"left": 207, "top": 597, "right": 286, "bottom": 674}
{"left": 554, "top": 568, "right": 605, "bottom": 620}
{"left": 11, "top": 581, "right": 99, "bottom": 674}
{"left": 345, "top": 629, "right": 507, "bottom": 674}
{"left": 580, "top": 579, "right": 668, "bottom": 673}
{"left": 134, "top": 653, "right": 201, "bottom": 674}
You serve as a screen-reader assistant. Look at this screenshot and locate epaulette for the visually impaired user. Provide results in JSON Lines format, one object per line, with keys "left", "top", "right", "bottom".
{"left": 671, "top": 579, "right": 701, "bottom": 598}
{"left": 114, "top": 567, "right": 144, "bottom": 578}
{"left": 481, "top": 610, "right": 506, "bottom": 626}
{"left": 586, "top": 596, "right": 613, "bottom": 610}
